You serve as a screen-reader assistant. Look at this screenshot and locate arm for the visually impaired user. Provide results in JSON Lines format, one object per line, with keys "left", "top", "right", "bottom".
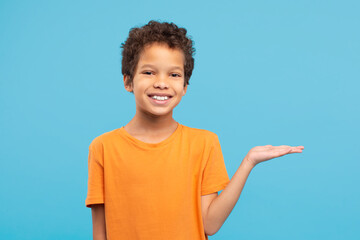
{"left": 202, "top": 159, "right": 253, "bottom": 236}
{"left": 91, "top": 204, "right": 107, "bottom": 240}
{"left": 202, "top": 145, "right": 304, "bottom": 236}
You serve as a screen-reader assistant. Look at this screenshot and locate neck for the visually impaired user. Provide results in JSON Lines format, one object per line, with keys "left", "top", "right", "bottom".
{"left": 124, "top": 110, "right": 178, "bottom": 135}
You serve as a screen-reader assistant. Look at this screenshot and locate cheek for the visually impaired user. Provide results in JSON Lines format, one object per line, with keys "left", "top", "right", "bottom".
{"left": 132, "top": 81, "right": 145, "bottom": 93}
{"left": 174, "top": 80, "right": 186, "bottom": 89}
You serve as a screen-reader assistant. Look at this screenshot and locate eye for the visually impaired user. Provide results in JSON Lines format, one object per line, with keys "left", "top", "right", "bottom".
{"left": 171, "top": 73, "right": 181, "bottom": 77}
{"left": 143, "top": 71, "right": 153, "bottom": 75}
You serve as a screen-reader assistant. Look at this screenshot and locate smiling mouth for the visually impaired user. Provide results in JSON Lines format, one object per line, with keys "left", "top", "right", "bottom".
{"left": 147, "top": 95, "right": 173, "bottom": 105}
{"left": 147, "top": 95, "right": 173, "bottom": 101}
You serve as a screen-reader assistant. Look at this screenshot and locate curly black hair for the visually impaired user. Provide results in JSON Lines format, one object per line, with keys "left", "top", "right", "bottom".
{"left": 121, "top": 20, "right": 195, "bottom": 89}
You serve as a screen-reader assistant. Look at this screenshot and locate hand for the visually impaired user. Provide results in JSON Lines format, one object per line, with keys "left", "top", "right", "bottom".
{"left": 244, "top": 145, "right": 304, "bottom": 167}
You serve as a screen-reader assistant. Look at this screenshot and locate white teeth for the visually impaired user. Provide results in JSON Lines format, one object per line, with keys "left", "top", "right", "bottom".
{"left": 151, "top": 95, "right": 169, "bottom": 100}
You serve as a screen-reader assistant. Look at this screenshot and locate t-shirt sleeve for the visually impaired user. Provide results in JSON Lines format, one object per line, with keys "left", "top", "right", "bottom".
{"left": 85, "top": 139, "right": 105, "bottom": 207}
{"left": 201, "top": 133, "right": 230, "bottom": 196}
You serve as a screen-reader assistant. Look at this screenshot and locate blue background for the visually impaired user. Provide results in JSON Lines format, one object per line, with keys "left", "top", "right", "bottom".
{"left": 1, "top": 0, "right": 359, "bottom": 239}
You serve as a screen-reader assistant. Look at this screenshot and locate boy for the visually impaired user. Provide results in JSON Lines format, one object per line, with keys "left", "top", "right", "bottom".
{"left": 85, "top": 20, "right": 304, "bottom": 240}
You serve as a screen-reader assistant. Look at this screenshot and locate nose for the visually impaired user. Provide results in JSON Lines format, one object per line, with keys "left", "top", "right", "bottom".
{"left": 153, "top": 74, "right": 169, "bottom": 89}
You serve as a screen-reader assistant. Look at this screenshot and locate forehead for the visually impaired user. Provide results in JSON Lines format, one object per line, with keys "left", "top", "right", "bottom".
{"left": 138, "top": 43, "right": 185, "bottom": 70}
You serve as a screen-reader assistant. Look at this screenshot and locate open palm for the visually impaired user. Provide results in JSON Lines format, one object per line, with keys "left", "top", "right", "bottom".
{"left": 245, "top": 145, "right": 304, "bottom": 167}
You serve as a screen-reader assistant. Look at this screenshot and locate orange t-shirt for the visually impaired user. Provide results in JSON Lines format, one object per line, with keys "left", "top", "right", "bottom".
{"left": 85, "top": 123, "right": 230, "bottom": 240}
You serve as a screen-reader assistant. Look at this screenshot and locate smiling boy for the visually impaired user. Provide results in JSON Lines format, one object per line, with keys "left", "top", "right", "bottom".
{"left": 85, "top": 21, "right": 304, "bottom": 240}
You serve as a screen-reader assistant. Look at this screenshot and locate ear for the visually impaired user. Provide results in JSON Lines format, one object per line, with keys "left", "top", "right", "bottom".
{"left": 123, "top": 75, "right": 133, "bottom": 92}
{"left": 182, "top": 84, "right": 188, "bottom": 96}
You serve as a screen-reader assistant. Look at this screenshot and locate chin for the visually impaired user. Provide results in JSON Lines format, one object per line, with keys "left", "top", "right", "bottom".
{"left": 144, "top": 109, "right": 173, "bottom": 118}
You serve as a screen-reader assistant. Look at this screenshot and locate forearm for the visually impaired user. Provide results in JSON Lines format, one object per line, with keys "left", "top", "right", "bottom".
{"left": 91, "top": 204, "right": 107, "bottom": 240}
{"left": 93, "top": 230, "right": 107, "bottom": 240}
{"left": 204, "top": 158, "right": 254, "bottom": 235}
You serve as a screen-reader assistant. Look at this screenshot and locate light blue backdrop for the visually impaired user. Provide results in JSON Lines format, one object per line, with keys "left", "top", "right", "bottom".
{"left": 0, "top": 0, "right": 359, "bottom": 239}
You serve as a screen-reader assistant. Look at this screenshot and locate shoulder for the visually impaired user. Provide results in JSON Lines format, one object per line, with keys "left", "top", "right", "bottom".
{"left": 88, "top": 128, "right": 120, "bottom": 152}
{"left": 180, "top": 124, "right": 219, "bottom": 142}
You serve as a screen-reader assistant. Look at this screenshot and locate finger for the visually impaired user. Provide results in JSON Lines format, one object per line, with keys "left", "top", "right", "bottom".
{"left": 278, "top": 145, "right": 292, "bottom": 149}
{"left": 293, "top": 146, "right": 304, "bottom": 150}
{"left": 278, "top": 145, "right": 304, "bottom": 151}
{"left": 288, "top": 147, "right": 304, "bottom": 153}
{"left": 285, "top": 147, "right": 292, "bottom": 153}
{"left": 274, "top": 145, "right": 291, "bottom": 150}
{"left": 273, "top": 148, "right": 292, "bottom": 158}
{"left": 274, "top": 147, "right": 292, "bottom": 156}
{"left": 283, "top": 147, "right": 299, "bottom": 153}
{"left": 270, "top": 146, "right": 304, "bottom": 155}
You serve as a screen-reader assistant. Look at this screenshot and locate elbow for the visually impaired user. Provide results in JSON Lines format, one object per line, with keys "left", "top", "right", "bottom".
{"left": 204, "top": 225, "right": 220, "bottom": 236}
{"left": 205, "top": 231, "right": 215, "bottom": 237}
{"left": 205, "top": 230, "right": 218, "bottom": 236}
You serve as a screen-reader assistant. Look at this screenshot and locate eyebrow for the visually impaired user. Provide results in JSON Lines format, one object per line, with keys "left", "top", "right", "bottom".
{"left": 139, "top": 64, "right": 183, "bottom": 71}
